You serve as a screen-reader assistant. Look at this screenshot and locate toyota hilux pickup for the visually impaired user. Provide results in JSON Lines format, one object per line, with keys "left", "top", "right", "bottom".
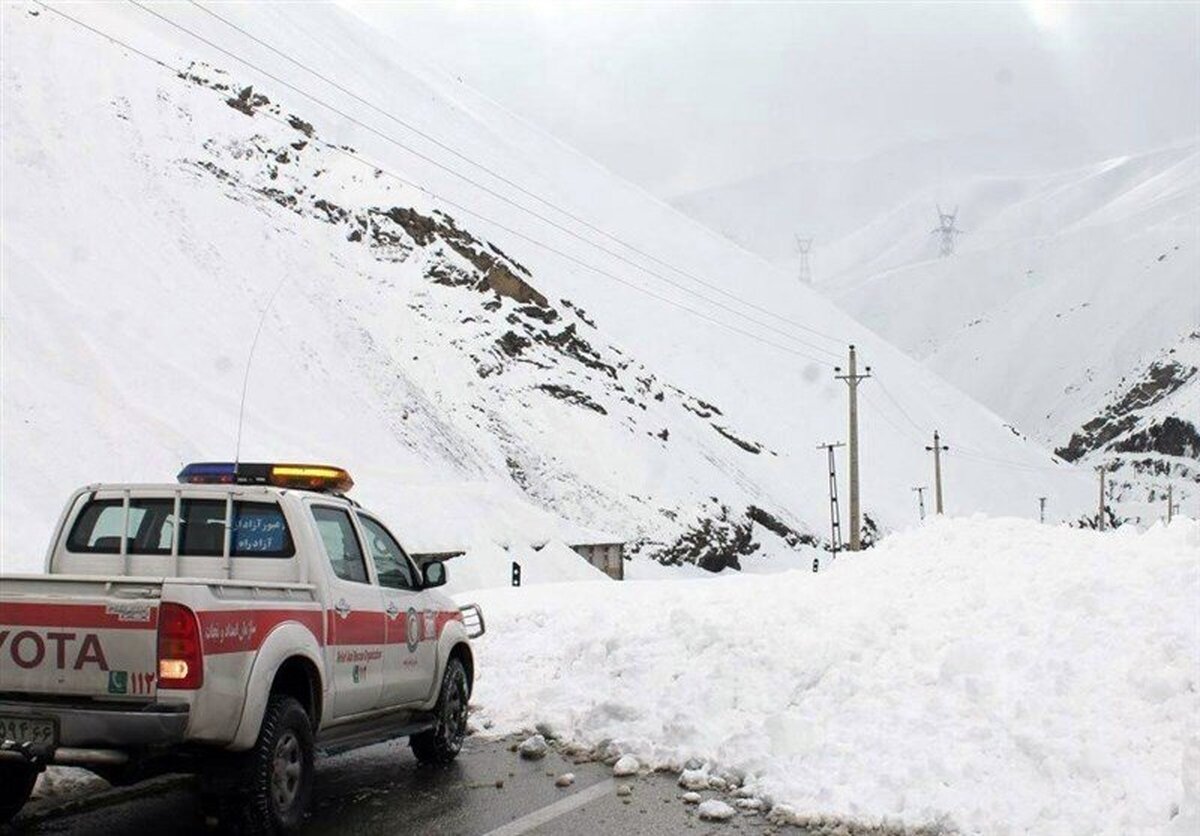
{"left": 0, "top": 462, "right": 484, "bottom": 833}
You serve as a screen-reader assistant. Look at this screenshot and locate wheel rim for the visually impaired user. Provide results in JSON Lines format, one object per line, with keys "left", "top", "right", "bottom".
{"left": 440, "top": 673, "right": 468, "bottom": 749}
{"left": 271, "top": 730, "right": 303, "bottom": 811}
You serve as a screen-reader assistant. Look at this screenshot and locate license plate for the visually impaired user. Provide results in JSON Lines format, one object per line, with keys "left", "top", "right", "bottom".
{"left": 0, "top": 715, "right": 56, "bottom": 747}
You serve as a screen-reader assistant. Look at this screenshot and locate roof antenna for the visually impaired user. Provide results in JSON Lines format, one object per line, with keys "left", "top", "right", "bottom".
{"left": 234, "top": 275, "right": 288, "bottom": 468}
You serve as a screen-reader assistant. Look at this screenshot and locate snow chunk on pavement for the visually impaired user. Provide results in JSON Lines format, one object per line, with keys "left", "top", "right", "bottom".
{"left": 467, "top": 518, "right": 1200, "bottom": 835}
{"left": 612, "top": 754, "right": 640, "bottom": 776}
{"left": 697, "top": 799, "right": 736, "bottom": 821}
{"left": 681, "top": 791, "right": 702, "bottom": 804}
{"left": 517, "top": 734, "right": 548, "bottom": 760}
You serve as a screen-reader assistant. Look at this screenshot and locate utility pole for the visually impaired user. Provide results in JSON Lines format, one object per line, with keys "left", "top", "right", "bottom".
{"left": 816, "top": 442, "right": 845, "bottom": 571}
{"left": 1096, "top": 465, "right": 1107, "bottom": 531}
{"left": 795, "top": 235, "right": 813, "bottom": 284}
{"left": 925, "top": 430, "right": 949, "bottom": 514}
{"left": 835, "top": 346, "right": 871, "bottom": 550}
{"left": 1038, "top": 496, "right": 1047, "bottom": 524}
{"left": 1166, "top": 484, "right": 1175, "bottom": 524}
{"left": 931, "top": 205, "right": 963, "bottom": 257}
{"left": 911, "top": 486, "right": 927, "bottom": 520}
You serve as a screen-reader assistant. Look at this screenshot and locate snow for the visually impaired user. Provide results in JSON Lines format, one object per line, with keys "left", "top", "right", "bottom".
{"left": 463, "top": 517, "right": 1200, "bottom": 834}
{"left": 697, "top": 799, "right": 736, "bottom": 821}
{"left": 443, "top": 539, "right": 609, "bottom": 596}
{"left": 1, "top": 2, "right": 1096, "bottom": 575}
{"left": 674, "top": 139, "right": 1199, "bottom": 515}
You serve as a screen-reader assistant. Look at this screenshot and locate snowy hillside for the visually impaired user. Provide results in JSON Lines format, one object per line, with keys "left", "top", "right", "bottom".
{"left": 674, "top": 140, "right": 1199, "bottom": 522}
{"left": 1, "top": 3, "right": 1093, "bottom": 572}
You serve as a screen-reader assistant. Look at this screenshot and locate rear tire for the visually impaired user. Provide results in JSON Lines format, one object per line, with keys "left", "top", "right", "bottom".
{"left": 213, "top": 695, "right": 314, "bottom": 834}
{"left": 0, "top": 762, "right": 38, "bottom": 824}
{"left": 410, "top": 658, "right": 469, "bottom": 765}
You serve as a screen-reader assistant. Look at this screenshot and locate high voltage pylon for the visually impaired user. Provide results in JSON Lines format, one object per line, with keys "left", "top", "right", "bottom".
{"left": 931, "top": 205, "right": 962, "bottom": 257}
{"left": 912, "top": 486, "right": 928, "bottom": 520}
{"left": 795, "top": 235, "right": 813, "bottom": 284}
{"left": 816, "top": 441, "right": 845, "bottom": 571}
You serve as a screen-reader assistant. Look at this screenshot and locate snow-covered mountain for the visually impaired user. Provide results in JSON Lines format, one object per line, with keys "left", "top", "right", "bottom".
{"left": 674, "top": 138, "right": 1199, "bottom": 522}
{"left": 1, "top": 2, "right": 1093, "bottom": 572}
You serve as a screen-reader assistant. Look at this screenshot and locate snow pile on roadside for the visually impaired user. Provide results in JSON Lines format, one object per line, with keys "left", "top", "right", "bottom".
{"left": 462, "top": 516, "right": 1200, "bottom": 835}
{"left": 444, "top": 540, "right": 609, "bottom": 595}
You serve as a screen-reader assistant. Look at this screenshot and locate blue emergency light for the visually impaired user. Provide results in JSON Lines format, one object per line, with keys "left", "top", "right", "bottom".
{"left": 177, "top": 462, "right": 354, "bottom": 493}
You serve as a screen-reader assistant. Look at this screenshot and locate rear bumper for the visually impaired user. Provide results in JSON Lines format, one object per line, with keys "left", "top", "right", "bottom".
{"left": 0, "top": 699, "right": 189, "bottom": 766}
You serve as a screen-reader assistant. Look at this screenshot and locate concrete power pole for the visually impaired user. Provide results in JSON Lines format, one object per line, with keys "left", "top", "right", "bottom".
{"left": 795, "top": 235, "right": 813, "bottom": 284}
{"left": 1097, "top": 465, "right": 1107, "bottom": 531}
{"left": 816, "top": 442, "right": 845, "bottom": 571}
{"left": 1038, "top": 496, "right": 1047, "bottom": 524}
{"left": 926, "top": 430, "right": 949, "bottom": 514}
{"left": 911, "top": 486, "right": 927, "bottom": 520}
{"left": 835, "top": 346, "right": 871, "bottom": 550}
{"left": 1167, "top": 484, "right": 1175, "bottom": 524}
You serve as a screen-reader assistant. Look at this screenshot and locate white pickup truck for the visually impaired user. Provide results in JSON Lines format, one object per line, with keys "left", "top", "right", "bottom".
{"left": 0, "top": 462, "right": 484, "bottom": 833}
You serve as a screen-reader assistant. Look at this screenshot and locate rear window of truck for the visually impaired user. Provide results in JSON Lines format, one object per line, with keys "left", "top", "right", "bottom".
{"left": 66, "top": 498, "right": 295, "bottom": 557}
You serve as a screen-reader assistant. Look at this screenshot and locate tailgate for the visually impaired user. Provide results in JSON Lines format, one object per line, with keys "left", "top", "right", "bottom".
{"left": 0, "top": 575, "right": 163, "bottom": 700}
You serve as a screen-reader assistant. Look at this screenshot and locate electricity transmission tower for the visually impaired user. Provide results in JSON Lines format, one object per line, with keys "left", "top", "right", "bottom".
{"left": 816, "top": 442, "right": 845, "bottom": 570}
{"left": 931, "top": 205, "right": 962, "bottom": 257}
{"left": 795, "top": 235, "right": 813, "bottom": 284}
{"left": 835, "top": 346, "right": 871, "bottom": 550}
{"left": 912, "top": 486, "right": 927, "bottom": 520}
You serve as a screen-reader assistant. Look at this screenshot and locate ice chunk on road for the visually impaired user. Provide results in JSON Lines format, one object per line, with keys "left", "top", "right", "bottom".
{"left": 678, "top": 768, "right": 709, "bottom": 790}
{"left": 698, "top": 799, "right": 736, "bottom": 821}
{"left": 517, "top": 734, "right": 548, "bottom": 760}
{"left": 612, "top": 754, "right": 640, "bottom": 776}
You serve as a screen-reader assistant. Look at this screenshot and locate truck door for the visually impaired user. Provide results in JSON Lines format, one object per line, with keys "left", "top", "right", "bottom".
{"left": 355, "top": 514, "right": 436, "bottom": 708}
{"left": 310, "top": 505, "right": 385, "bottom": 718}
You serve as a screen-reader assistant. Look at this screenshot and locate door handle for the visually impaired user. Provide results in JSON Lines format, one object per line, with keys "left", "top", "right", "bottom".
{"left": 334, "top": 598, "right": 351, "bottom": 618}
{"left": 386, "top": 600, "right": 400, "bottom": 619}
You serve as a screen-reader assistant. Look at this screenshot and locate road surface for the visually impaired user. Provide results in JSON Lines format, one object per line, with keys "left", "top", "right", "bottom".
{"left": 7, "top": 736, "right": 798, "bottom": 835}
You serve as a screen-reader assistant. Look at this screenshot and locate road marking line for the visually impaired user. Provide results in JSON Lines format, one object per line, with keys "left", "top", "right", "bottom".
{"left": 480, "top": 778, "right": 615, "bottom": 836}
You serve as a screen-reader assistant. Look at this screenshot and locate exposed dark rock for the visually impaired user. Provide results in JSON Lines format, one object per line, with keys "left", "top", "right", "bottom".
{"left": 712, "top": 424, "right": 762, "bottom": 455}
{"left": 1057, "top": 353, "right": 1196, "bottom": 461}
{"left": 1112, "top": 417, "right": 1200, "bottom": 459}
{"left": 537, "top": 384, "right": 607, "bottom": 415}
{"left": 226, "top": 85, "right": 269, "bottom": 116}
{"left": 539, "top": 324, "right": 617, "bottom": 379}
{"left": 287, "top": 115, "right": 315, "bottom": 137}
{"left": 497, "top": 331, "right": 532, "bottom": 358}
{"left": 747, "top": 506, "right": 817, "bottom": 548}
{"left": 654, "top": 504, "right": 759, "bottom": 572}
{"left": 517, "top": 305, "right": 559, "bottom": 324}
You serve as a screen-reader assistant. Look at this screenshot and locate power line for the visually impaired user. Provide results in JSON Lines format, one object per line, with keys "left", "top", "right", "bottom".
{"left": 128, "top": 0, "right": 846, "bottom": 361}
{"left": 187, "top": 1, "right": 846, "bottom": 351}
{"left": 34, "top": 1, "right": 839, "bottom": 370}
{"left": 873, "top": 374, "right": 927, "bottom": 436}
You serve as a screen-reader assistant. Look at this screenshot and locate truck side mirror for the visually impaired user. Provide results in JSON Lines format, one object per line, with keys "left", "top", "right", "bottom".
{"left": 423, "top": 560, "right": 447, "bottom": 588}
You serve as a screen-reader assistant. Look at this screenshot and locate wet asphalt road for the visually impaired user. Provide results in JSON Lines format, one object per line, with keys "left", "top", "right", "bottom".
{"left": 8, "top": 736, "right": 797, "bottom": 835}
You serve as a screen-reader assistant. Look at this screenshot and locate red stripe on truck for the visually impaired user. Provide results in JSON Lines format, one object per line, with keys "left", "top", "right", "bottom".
{"left": 0, "top": 601, "right": 158, "bottom": 629}
{"left": 198, "top": 609, "right": 324, "bottom": 655}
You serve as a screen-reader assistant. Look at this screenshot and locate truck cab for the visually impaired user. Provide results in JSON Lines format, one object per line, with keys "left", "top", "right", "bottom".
{"left": 0, "top": 462, "right": 484, "bottom": 833}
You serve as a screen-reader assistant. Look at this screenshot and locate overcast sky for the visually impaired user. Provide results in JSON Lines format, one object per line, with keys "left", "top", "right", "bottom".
{"left": 347, "top": 1, "right": 1200, "bottom": 197}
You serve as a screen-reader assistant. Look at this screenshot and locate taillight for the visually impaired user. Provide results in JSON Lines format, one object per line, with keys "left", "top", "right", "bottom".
{"left": 157, "top": 603, "right": 204, "bottom": 689}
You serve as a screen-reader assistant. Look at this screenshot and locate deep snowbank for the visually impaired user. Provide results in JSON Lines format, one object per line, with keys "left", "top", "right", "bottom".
{"left": 463, "top": 517, "right": 1200, "bottom": 835}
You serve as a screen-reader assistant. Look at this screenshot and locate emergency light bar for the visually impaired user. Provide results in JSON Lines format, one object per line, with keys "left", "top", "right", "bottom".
{"left": 177, "top": 462, "right": 354, "bottom": 493}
